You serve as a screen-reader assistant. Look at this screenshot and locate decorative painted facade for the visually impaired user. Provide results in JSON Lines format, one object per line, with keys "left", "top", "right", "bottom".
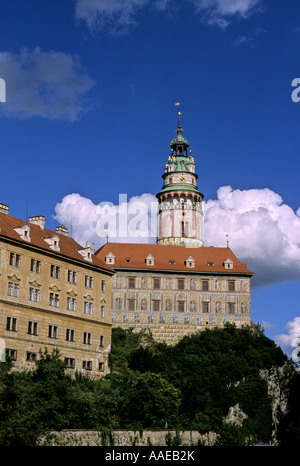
{"left": 96, "top": 243, "right": 252, "bottom": 344}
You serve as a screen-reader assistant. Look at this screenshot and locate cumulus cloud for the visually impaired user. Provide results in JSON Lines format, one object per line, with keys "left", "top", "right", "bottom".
{"left": 74, "top": 0, "right": 262, "bottom": 31}
{"left": 54, "top": 192, "right": 157, "bottom": 248}
{"left": 203, "top": 185, "right": 300, "bottom": 288}
{"left": 274, "top": 317, "right": 300, "bottom": 360}
{"left": 0, "top": 48, "right": 95, "bottom": 121}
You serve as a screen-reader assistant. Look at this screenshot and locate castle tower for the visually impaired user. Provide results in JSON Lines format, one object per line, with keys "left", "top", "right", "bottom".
{"left": 156, "top": 113, "right": 204, "bottom": 247}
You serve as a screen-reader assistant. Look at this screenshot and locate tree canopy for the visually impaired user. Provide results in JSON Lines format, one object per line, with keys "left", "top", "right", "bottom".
{"left": 0, "top": 323, "right": 298, "bottom": 446}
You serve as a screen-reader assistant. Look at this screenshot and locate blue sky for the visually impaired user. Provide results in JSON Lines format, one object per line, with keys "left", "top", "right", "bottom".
{"left": 0, "top": 0, "right": 300, "bottom": 357}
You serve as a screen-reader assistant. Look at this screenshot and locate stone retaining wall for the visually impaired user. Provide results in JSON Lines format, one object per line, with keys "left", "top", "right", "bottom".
{"left": 40, "top": 429, "right": 217, "bottom": 446}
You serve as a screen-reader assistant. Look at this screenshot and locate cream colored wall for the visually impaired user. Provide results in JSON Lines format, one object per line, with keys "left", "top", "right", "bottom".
{"left": 0, "top": 240, "right": 112, "bottom": 378}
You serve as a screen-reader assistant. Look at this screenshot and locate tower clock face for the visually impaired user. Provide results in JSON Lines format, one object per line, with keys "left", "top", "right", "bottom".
{"left": 180, "top": 176, "right": 185, "bottom": 182}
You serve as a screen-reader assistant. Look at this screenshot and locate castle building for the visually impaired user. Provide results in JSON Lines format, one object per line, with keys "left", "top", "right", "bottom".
{"left": 96, "top": 113, "right": 253, "bottom": 344}
{"left": 0, "top": 203, "right": 113, "bottom": 378}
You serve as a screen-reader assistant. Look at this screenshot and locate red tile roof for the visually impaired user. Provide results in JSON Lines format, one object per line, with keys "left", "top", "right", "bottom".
{"left": 96, "top": 242, "right": 253, "bottom": 275}
{"left": 0, "top": 212, "right": 112, "bottom": 273}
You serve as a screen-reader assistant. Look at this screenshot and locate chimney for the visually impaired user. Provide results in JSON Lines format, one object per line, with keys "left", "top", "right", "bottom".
{"left": 0, "top": 203, "right": 9, "bottom": 214}
{"left": 29, "top": 215, "right": 46, "bottom": 230}
{"left": 56, "top": 225, "right": 69, "bottom": 236}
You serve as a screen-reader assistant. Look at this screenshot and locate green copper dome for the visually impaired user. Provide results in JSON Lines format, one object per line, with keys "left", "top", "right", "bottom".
{"left": 171, "top": 133, "right": 189, "bottom": 146}
{"left": 170, "top": 112, "right": 190, "bottom": 154}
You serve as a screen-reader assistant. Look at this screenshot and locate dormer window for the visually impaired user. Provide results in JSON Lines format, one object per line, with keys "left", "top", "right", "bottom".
{"left": 77, "top": 241, "right": 93, "bottom": 263}
{"left": 185, "top": 256, "right": 195, "bottom": 268}
{"left": 145, "top": 254, "right": 154, "bottom": 266}
{"left": 13, "top": 224, "right": 31, "bottom": 243}
{"left": 105, "top": 252, "right": 115, "bottom": 265}
{"left": 42, "top": 235, "right": 60, "bottom": 252}
{"left": 224, "top": 258, "right": 234, "bottom": 270}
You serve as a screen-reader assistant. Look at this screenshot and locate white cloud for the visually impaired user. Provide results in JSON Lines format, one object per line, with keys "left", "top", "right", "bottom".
{"left": 74, "top": 0, "right": 156, "bottom": 32}
{"left": 203, "top": 186, "right": 300, "bottom": 288}
{"left": 54, "top": 192, "right": 157, "bottom": 249}
{"left": 191, "top": 0, "right": 262, "bottom": 27}
{"left": 74, "top": 0, "right": 262, "bottom": 31}
{"left": 0, "top": 48, "right": 95, "bottom": 121}
{"left": 274, "top": 317, "right": 300, "bottom": 359}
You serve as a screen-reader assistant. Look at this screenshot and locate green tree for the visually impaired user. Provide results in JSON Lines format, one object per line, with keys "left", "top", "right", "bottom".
{"left": 129, "top": 372, "right": 181, "bottom": 428}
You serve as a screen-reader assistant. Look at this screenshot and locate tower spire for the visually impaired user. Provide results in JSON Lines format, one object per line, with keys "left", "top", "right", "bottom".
{"left": 177, "top": 111, "right": 182, "bottom": 134}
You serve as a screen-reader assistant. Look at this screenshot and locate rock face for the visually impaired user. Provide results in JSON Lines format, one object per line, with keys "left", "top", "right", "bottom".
{"left": 224, "top": 403, "right": 248, "bottom": 428}
{"left": 260, "top": 365, "right": 291, "bottom": 445}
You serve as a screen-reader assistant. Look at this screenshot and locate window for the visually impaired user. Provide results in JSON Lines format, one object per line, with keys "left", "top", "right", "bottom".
{"left": 8, "top": 282, "right": 18, "bottom": 297}
{"left": 83, "top": 332, "right": 92, "bottom": 345}
{"left": 8, "top": 282, "right": 19, "bottom": 298}
{"left": 50, "top": 265, "right": 60, "bottom": 279}
{"left": 99, "top": 335, "right": 104, "bottom": 347}
{"left": 6, "top": 349, "right": 17, "bottom": 361}
{"left": 64, "top": 357, "right": 75, "bottom": 369}
{"left": 84, "top": 301, "right": 93, "bottom": 314}
{"left": 178, "top": 301, "right": 185, "bottom": 313}
{"left": 28, "top": 321, "right": 38, "bottom": 335}
{"left": 128, "top": 277, "right": 135, "bottom": 289}
{"left": 153, "top": 300, "right": 160, "bottom": 311}
{"left": 6, "top": 316, "right": 17, "bottom": 332}
{"left": 101, "top": 279, "right": 106, "bottom": 292}
{"left": 49, "top": 292, "right": 59, "bottom": 307}
{"left": 67, "top": 270, "right": 77, "bottom": 284}
{"left": 9, "top": 252, "right": 21, "bottom": 268}
{"left": 83, "top": 360, "right": 92, "bottom": 371}
{"left": 7, "top": 282, "right": 20, "bottom": 298}
{"left": 153, "top": 278, "right": 160, "bottom": 289}
{"left": 48, "top": 325, "right": 58, "bottom": 339}
{"left": 26, "top": 352, "right": 37, "bottom": 362}
{"left": 202, "top": 302, "right": 209, "bottom": 313}
{"left": 66, "top": 328, "right": 75, "bottom": 342}
{"left": 67, "top": 297, "right": 76, "bottom": 311}
{"left": 99, "top": 362, "right": 104, "bottom": 372}
{"left": 128, "top": 300, "right": 135, "bottom": 311}
{"left": 84, "top": 275, "right": 93, "bottom": 288}
{"left": 7, "top": 282, "right": 13, "bottom": 296}
{"left": 228, "top": 281, "right": 235, "bottom": 292}
{"left": 30, "top": 259, "right": 41, "bottom": 273}
{"left": 101, "top": 305, "right": 105, "bottom": 318}
{"left": 177, "top": 279, "right": 184, "bottom": 290}
{"left": 29, "top": 287, "right": 40, "bottom": 302}
{"left": 202, "top": 280, "right": 209, "bottom": 291}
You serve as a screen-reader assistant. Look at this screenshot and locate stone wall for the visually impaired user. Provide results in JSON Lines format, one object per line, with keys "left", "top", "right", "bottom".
{"left": 40, "top": 430, "right": 217, "bottom": 447}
